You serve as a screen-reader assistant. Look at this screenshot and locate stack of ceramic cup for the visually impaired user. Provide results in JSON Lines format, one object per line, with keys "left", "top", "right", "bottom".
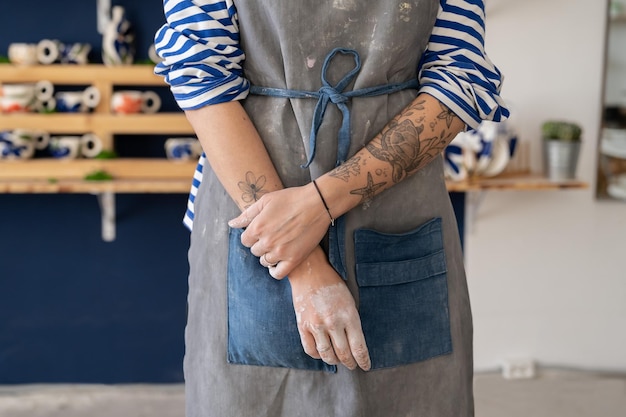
{"left": 54, "top": 86, "right": 101, "bottom": 113}
{"left": 0, "top": 80, "right": 55, "bottom": 113}
{"left": 0, "top": 129, "right": 50, "bottom": 160}
{"left": 7, "top": 39, "right": 91, "bottom": 66}
{"left": 0, "top": 129, "right": 103, "bottom": 161}
{"left": 111, "top": 90, "right": 161, "bottom": 114}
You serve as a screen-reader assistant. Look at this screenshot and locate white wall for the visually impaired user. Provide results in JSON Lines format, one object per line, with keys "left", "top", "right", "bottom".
{"left": 469, "top": 0, "right": 626, "bottom": 372}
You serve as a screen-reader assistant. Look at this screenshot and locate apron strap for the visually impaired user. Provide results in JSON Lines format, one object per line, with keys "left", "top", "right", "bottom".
{"left": 250, "top": 47, "right": 419, "bottom": 168}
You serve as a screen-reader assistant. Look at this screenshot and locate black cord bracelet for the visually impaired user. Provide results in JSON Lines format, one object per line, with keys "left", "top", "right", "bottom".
{"left": 312, "top": 179, "right": 335, "bottom": 226}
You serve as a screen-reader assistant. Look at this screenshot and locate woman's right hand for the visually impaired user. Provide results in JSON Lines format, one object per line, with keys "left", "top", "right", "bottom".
{"left": 288, "top": 247, "right": 371, "bottom": 371}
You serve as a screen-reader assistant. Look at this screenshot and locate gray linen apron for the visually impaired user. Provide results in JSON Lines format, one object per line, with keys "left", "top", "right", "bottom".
{"left": 186, "top": 1, "right": 474, "bottom": 416}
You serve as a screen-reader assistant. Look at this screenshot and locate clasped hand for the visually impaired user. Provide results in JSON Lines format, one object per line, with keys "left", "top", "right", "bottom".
{"left": 228, "top": 184, "right": 371, "bottom": 371}
{"left": 228, "top": 183, "right": 331, "bottom": 279}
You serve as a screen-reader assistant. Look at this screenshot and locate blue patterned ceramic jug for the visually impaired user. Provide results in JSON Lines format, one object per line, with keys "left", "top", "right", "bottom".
{"left": 101, "top": 6, "right": 135, "bottom": 65}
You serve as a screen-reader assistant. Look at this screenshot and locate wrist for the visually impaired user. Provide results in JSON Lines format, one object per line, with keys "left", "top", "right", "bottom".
{"left": 288, "top": 246, "right": 327, "bottom": 284}
{"left": 312, "top": 179, "right": 335, "bottom": 226}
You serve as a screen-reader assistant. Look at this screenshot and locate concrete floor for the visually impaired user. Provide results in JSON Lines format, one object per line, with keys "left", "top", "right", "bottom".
{"left": 1, "top": 369, "right": 624, "bottom": 417}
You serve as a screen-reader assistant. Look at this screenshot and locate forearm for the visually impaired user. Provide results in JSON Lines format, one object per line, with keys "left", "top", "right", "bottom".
{"left": 184, "top": 101, "right": 283, "bottom": 210}
{"left": 315, "top": 93, "right": 466, "bottom": 218}
{"left": 187, "top": 100, "right": 329, "bottom": 281}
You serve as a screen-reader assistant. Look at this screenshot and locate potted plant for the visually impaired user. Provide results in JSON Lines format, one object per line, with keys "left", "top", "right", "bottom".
{"left": 541, "top": 120, "right": 582, "bottom": 180}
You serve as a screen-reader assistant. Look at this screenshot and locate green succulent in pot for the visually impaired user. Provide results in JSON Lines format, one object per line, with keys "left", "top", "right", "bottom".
{"left": 541, "top": 120, "right": 583, "bottom": 180}
{"left": 541, "top": 121, "right": 582, "bottom": 141}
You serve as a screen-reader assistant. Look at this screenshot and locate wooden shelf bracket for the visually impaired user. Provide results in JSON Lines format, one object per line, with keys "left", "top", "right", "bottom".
{"left": 97, "top": 192, "right": 116, "bottom": 242}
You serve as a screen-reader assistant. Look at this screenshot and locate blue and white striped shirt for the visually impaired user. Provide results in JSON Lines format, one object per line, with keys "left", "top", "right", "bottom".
{"left": 155, "top": 0, "right": 509, "bottom": 231}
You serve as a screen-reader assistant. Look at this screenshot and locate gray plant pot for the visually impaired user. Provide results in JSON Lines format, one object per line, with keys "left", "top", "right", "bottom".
{"left": 542, "top": 139, "right": 581, "bottom": 181}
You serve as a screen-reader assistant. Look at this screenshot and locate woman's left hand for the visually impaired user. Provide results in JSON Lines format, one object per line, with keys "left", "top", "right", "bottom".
{"left": 228, "top": 182, "right": 332, "bottom": 279}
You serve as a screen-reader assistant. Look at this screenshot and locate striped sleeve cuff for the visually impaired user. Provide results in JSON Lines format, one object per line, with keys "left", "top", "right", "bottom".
{"left": 154, "top": 0, "right": 249, "bottom": 110}
{"left": 418, "top": 0, "right": 509, "bottom": 129}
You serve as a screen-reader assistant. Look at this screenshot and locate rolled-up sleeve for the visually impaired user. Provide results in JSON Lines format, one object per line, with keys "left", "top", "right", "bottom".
{"left": 419, "top": 0, "right": 509, "bottom": 129}
{"left": 154, "top": 0, "right": 249, "bottom": 110}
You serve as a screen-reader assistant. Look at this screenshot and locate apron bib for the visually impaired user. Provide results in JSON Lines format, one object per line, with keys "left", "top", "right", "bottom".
{"left": 185, "top": 1, "right": 475, "bottom": 415}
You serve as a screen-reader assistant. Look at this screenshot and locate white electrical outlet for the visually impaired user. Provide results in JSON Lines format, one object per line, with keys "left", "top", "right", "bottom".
{"left": 500, "top": 357, "right": 536, "bottom": 380}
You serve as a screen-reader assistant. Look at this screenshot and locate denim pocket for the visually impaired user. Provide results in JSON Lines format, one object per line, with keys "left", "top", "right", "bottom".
{"left": 227, "top": 228, "right": 335, "bottom": 372}
{"left": 354, "top": 217, "right": 452, "bottom": 369}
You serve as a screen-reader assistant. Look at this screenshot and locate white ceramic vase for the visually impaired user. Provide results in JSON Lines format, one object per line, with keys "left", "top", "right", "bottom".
{"left": 101, "top": 6, "right": 135, "bottom": 66}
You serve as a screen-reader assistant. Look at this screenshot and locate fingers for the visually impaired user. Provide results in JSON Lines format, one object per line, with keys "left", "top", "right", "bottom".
{"left": 228, "top": 202, "right": 262, "bottom": 229}
{"left": 267, "top": 261, "right": 290, "bottom": 280}
{"left": 346, "top": 323, "right": 371, "bottom": 371}
{"left": 259, "top": 253, "right": 277, "bottom": 268}
{"left": 328, "top": 329, "right": 357, "bottom": 370}
{"left": 310, "top": 327, "right": 339, "bottom": 366}
{"left": 300, "top": 322, "right": 371, "bottom": 371}
{"left": 299, "top": 328, "right": 321, "bottom": 359}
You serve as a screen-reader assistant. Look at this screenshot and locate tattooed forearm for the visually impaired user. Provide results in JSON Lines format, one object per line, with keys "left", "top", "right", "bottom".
{"left": 436, "top": 101, "right": 457, "bottom": 129}
{"left": 366, "top": 118, "right": 423, "bottom": 183}
{"left": 329, "top": 156, "right": 362, "bottom": 182}
{"left": 238, "top": 171, "right": 268, "bottom": 206}
{"left": 349, "top": 172, "right": 386, "bottom": 209}
{"left": 365, "top": 100, "right": 461, "bottom": 183}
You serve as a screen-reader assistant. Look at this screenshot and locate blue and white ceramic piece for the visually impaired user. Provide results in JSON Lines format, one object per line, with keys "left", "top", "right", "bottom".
{"left": 36, "top": 39, "right": 91, "bottom": 65}
{"left": 443, "top": 120, "right": 518, "bottom": 180}
{"left": 102, "top": 6, "right": 135, "bottom": 66}
{"left": 443, "top": 142, "right": 467, "bottom": 181}
{"left": 165, "top": 138, "right": 203, "bottom": 161}
{"left": 54, "top": 87, "right": 101, "bottom": 113}
{"left": 48, "top": 134, "right": 102, "bottom": 159}
{"left": 0, "top": 130, "right": 36, "bottom": 160}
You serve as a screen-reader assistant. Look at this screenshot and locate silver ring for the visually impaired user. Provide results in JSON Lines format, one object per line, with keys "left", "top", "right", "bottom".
{"left": 262, "top": 254, "right": 278, "bottom": 268}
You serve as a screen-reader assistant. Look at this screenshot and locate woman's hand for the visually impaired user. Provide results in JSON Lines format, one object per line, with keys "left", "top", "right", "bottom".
{"left": 289, "top": 247, "right": 371, "bottom": 371}
{"left": 228, "top": 182, "right": 332, "bottom": 279}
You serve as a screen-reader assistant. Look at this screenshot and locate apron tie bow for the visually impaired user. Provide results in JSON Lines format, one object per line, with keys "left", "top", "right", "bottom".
{"left": 250, "top": 47, "right": 419, "bottom": 168}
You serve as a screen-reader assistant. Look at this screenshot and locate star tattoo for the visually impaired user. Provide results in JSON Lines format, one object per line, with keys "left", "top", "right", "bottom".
{"left": 350, "top": 172, "right": 386, "bottom": 208}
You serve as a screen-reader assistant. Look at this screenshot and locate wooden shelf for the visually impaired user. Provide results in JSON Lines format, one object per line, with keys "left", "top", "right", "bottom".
{"left": 0, "top": 179, "right": 193, "bottom": 194}
{"left": 0, "top": 64, "right": 589, "bottom": 239}
{"left": 0, "top": 113, "right": 194, "bottom": 135}
{"left": 0, "top": 64, "right": 163, "bottom": 85}
{"left": 0, "top": 164, "right": 587, "bottom": 194}
{"left": 0, "top": 64, "right": 194, "bottom": 188}
{"left": 0, "top": 159, "right": 196, "bottom": 194}
{"left": 445, "top": 172, "right": 588, "bottom": 192}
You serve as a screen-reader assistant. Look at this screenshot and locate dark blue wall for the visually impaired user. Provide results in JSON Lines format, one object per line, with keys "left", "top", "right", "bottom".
{"left": 1, "top": 1, "right": 189, "bottom": 384}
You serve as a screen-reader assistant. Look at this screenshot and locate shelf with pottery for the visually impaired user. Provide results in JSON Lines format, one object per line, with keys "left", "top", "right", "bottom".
{"left": 0, "top": 63, "right": 195, "bottom": 185}
{"left": 0, "top": 63, "right": 194, "bottom": 148}
{"left": 0, "top": 159, "right": 197, "bottom": 193}
{"left": 0, "top": 63, "right": 197, "bottom": 241}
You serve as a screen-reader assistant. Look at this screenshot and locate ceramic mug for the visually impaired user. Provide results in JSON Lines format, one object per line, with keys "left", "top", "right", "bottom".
{"left": 111, "top": 90, "right": 161, "bottom": 114}
{"left": 36, "top": 39, "right": 91, "bottom": 65}
{"left": 165, "top": 137, "right": 203, "bottom": 160}
{"left": 49, "top": 134, "right": 102, "bottom": 159}
{"left": 0, "top": 129, "right": 45, "bottom": 160}
{"left": 7, "top": 43, "right": 38, "bottom": 65}
{"left": 55, "top": 86, "right": 101, "bottom": 113}
{"left": 0, "top": 80, "right": 54, "bottom": 113}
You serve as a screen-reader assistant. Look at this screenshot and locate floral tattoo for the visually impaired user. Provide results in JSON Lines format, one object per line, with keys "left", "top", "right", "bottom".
{"left": 366, "top": 118, "right": 424, "bottom": 183}
{"left": 365, "top": 101, "right": 459, "bottom": 183}
{"left": 436, "top": 101, "right": 456, "bottom": 128}
{"left": 238, "top": 171, "right": 268, "bottom": 205}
